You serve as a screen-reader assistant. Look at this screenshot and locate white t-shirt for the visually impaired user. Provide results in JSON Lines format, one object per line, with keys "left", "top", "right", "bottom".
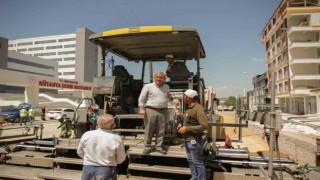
{"left": 77, "top": 128, "right": 126, "bottom": 166}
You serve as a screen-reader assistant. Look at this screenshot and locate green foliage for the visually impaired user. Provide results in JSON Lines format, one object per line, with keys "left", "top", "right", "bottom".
{"left": 224, "top": 96, "right": 236, "bottom": 107}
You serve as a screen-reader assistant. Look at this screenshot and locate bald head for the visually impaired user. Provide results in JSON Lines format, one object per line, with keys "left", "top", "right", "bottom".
{"left": 97, "top": 114, "right": 115, "bottom": 130}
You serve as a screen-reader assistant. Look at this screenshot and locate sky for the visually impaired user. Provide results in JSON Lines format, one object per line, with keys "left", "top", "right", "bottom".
{"left": 0, "top": 0, "right": 280, "bottom": 98}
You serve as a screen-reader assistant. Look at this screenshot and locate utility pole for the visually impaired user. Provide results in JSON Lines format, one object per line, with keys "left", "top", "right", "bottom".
{"left": 268, "top": 63, "right": 276, "bottom": 179}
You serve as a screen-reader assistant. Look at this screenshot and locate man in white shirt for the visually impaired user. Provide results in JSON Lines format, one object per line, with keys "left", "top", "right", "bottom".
{"left": 138, "top": 72, "right": 179, "bottom": 155}
{"left": 77, "top": 114, "right": 126, "bottom": 180}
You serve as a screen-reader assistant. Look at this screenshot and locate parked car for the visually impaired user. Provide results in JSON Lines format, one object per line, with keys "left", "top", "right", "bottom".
{"left": 18, "top": 102, "right": 32, "bottom": 110}
{"left": 228, "top": 106, "right": 234, "bottom": 111}
{"left": 0, "top": 107, "right": 21, "bottom": 123}
{"left": 45, "top": 108, "right": 75, "bottom": 120}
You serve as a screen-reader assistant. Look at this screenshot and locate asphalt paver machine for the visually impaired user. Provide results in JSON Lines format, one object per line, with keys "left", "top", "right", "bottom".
{"left": 88, "top": 26, "right": 214, "bottom": 179}
{"left": 87, "top": 26, "right": 299, "bottom": 179}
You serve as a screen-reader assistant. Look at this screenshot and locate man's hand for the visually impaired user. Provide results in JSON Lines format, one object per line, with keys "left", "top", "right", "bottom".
{"left": 178, "top": 126, "right": 187, "bottom": 134}
{"left": 262, "top": 132, "right": 266, "bottom": 140}
{"left": 172, "top": 98, "right": 180, "bottom": 106}
{"left": 174, "top": 108, "right": 180, "bottom": 116}
{"left": 139, "top": 107, "right": 146, "bottom": 116}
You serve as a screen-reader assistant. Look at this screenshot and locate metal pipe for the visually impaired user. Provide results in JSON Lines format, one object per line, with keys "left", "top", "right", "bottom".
{"left": 25, "top": 140, "right": 55, "bottom": 146}
{"left": 149, "top": 62, "right": 153, "bottom": 83}
{"left": 16, "top": 144, "right": 55, "bottom": 151}
{"left": 250, "top": 156, "right": 294, "bottom": 163}
{"left": 141, "top": 61, "right": 146, "bottom": 82}
{"left": 39, "top": 124, "right": 43, "bottom": 139}
{"left": 268, "top": 63, "right": 276, "bottom": 178}
{"left": 259, "top": 165, "right": 268, "bottom": 177}
{"left": 216, "top": 152, "right": 249, "bottom": 159}
{"left": 217, "top": 148, "right": 248, "bottom": 153}
{"left": 239, "top": 117, "right": 243, "bottom": 142}
{"left": 211, "top": 159, "right": 292, "bottom": 167}
{"left": 196, "top": 41, "right": 201, "bottom": 95}
{"left": 101, "top": 48, "right": 106, "bottom": 76}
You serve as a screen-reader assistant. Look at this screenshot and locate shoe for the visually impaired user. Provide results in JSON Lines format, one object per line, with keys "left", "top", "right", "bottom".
{"left": 156, "top": 148, "right": 167, "bottom": 155}
{"left": 142, "top": 149, "right": 152, "bottom": 155}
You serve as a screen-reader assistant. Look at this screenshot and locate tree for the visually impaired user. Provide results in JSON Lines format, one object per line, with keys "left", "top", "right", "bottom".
{"left": 224, "top": 96, "right": 236, "bottom": 107}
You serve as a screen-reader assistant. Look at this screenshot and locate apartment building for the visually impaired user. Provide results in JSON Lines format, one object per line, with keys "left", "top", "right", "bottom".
{"left": 8, "top": 27, "right": 99, "bottom": 83}
{"left": 261, "top": 0, "right": 320, "bottom": 115}
{"left": 247, "top": 90, "right": 255, "bottom": 112}
{"left": 252, "top": 72, "right": 270, "bottom": 111}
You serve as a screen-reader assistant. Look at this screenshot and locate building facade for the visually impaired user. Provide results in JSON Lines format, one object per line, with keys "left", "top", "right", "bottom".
{"left": 252, "top": 72, "right": 270, "bottom": 111}
{"left": 261, "top": 0, "right": 320, "bottom": 115}
{"left": 8, "top": 27, "right": 99, "bottom": 82}
{"left": 0, "top": 36, "right": 58, "bottom": 93}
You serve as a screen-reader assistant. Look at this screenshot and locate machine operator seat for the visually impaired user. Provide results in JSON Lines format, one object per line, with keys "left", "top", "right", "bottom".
{"left": 113, "top": 65, "right": 132, "bottom": 86}
{"left": 169, "top": 62, "right": 191, "bottom": 89}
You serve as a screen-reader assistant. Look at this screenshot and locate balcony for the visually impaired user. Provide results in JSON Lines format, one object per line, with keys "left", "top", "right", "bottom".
{"left": 290, "top": 58, "right": 320, "bottom": 65}
{"left": 288, "top": 26, "right": 320, "bottom": 34}
{"left": 291, "top": 74, "right": 320, "bottom": 80}
{"left": 289, "top": 41, "right": 320, "bottom": 49}
{"left": 288, "top": 0, "right": 320, "bottom": 8}
{"left": 290, "top": 88, "right": 311, "bottom": 95}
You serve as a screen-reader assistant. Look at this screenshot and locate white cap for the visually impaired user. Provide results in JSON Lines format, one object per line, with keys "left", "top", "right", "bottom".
{"left": 165, "top": 54, "right": 173, "bottom": 58}
{"left": 184, "top": 89, "right": 198, "bottom": 98}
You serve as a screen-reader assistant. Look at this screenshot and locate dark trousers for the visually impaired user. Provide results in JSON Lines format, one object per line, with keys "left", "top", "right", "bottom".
{"left": 20, "top": 117, "right": 27, "bottom": 126}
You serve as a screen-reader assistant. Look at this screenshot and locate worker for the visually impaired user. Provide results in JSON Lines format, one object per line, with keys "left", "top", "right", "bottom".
{"left": 165, "top": 54, "right": 179, "bottom": 77}
{"left": 19, "top": 107, "right": 28, "bottom": 126}
{"left": 88, "top": 107, "right": 99, "bottom": 130}
{"left": 175, "top": 89, "right": 208, "bottom": 180}
{"left": 262, "top": 123, "right": 279, "bottom": 151}
{"left": 57, "top": 116, "right": 72, "bottom": 138}
{"left": 77, "top": 114, "right": 126, "bottom": 180}
{"left": 41, "top": 106, "right": 46, "bottom": 121}
{"left": 28, "top": 106, "right": 35, "bottom": 124}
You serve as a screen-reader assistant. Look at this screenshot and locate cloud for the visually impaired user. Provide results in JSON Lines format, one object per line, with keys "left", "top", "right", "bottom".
{"left": 251, "top": 58, "right": 265, "bottom": 62}
{"left": 214, "top": 86, "right": 228, "bottom": 90}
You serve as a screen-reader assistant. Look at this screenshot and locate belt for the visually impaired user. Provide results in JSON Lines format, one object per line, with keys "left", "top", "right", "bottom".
{"left": 146, "top": 106, "right": 167, "bottom": 111}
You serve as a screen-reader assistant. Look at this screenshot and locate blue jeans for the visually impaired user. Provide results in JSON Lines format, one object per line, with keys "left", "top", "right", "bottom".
{"left": 185, "top": 137, "right": 206, "bottom": 180}
{"left": 81, "top": 165, "right": 117, "bottom": 180}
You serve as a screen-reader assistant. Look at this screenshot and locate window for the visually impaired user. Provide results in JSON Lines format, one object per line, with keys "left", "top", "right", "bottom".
{"left": 59, "top": 64, "right": 75, "bottom": 68}
{"left": 272, "top": 34, "right": 276, "bottom": 44}
{"left": 49, "top": 58, "right": 63, "bottom": 61}
{"left": 34, "top": 40, "right": 56, "bottom": 44}
{"left": 17, "top": 42, "right": 33, "bottom": 46}
{"left": 58, "top": 51, "right": 75, "bottom": 55}
{"left": 58, "top": 38, "right": 76, "bottom": 42}
{"left": 28, "top": 47, "right": 44, "bottom": 51}
{"left": 63, "top": 72, "right": 75, "bottom": 75}
{"left": 8, "top": 58, "right": 55, "bottom": 70}
{"left": 17, "top": 48, "right": 27, "bottom": 52}
{"left": 64, "top": 44, "right": 76, "bottom": 48}
{"left": 34, "top": 52, "right": 56, "bottom": 56}
{"left": 64, "top": 57, "right": 75, "bottom": 61}
{"left": 46, "top": 45, "right": 63, "bottom": 50}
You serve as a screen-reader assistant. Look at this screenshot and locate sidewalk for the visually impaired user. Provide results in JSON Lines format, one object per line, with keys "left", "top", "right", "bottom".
{"left": 215, "top": 111, "right": 269, "bottom": 152}
{"left": 216, "top": 111, "right": 319, "bottom": 166}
